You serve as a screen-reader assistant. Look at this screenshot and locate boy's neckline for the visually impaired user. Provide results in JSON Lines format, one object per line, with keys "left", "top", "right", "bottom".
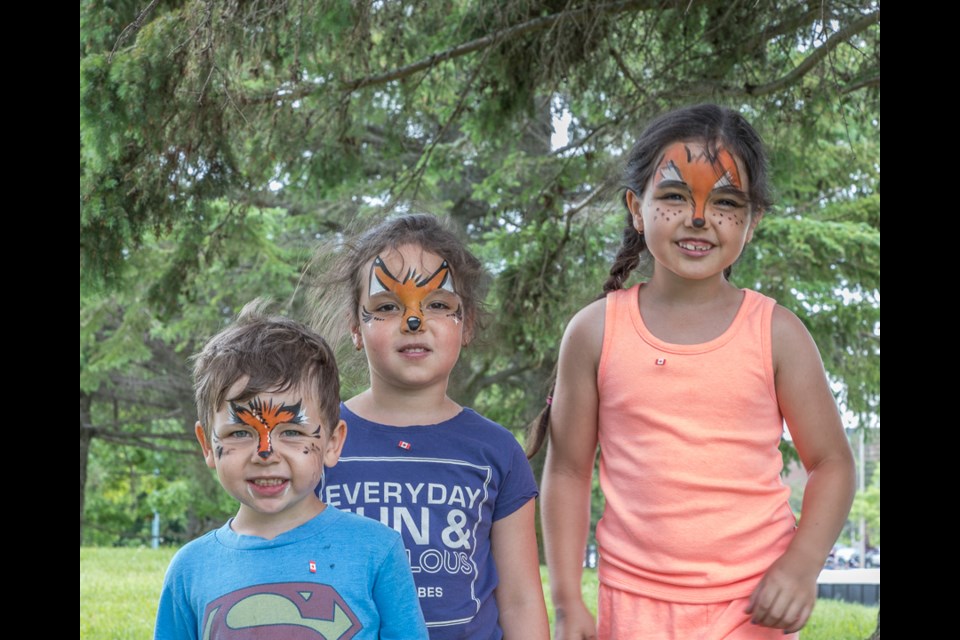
{"left": 221, "top": 504, "right": 336, "bottom": 546}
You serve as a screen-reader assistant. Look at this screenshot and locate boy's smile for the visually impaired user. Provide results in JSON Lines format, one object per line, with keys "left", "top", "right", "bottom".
{"left": 195, "top": 381, "right": 346, "bottom": 539}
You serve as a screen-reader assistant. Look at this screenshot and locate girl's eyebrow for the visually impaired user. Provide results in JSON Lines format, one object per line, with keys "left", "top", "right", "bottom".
{"left": 653, "top": 179, "right": 691, "bottom": 190}
{"left": 712, "top": 186, "right": 749, "bottom": 199}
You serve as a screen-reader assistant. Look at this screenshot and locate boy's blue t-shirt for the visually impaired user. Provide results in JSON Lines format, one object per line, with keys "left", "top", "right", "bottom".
{"left": 321, "top": 403, "right": 539, "bottom": 640}
{"left": 154, "top": 506, "right": 427, "bottom": 640}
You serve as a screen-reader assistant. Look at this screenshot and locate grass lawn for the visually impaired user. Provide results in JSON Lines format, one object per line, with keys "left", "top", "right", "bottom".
{"left": 80, "top": 548, "right": 878, "bottom": 639}
{"left": 80, "top": 547, "right": 177, "bottom": 640}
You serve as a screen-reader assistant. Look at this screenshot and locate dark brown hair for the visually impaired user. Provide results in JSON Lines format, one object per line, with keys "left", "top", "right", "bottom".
{"left": 526, "top": 104, "right": 773, "bottom": 458}
{"left": 311, "top": 213, "right": 488, "bottom": 349}
{"left": 193, "top": 300, "right": 341, "bottom": 437}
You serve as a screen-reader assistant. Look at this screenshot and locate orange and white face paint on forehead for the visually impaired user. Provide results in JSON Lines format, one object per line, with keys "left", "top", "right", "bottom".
{"left": 227, "top": 397, "right": 310, "bottom": 459}
{"left": 361, "top": 253, "right": 460, "bottom": 332}
{"left": 655, "top": 142, "right": 745, "bottom": 228}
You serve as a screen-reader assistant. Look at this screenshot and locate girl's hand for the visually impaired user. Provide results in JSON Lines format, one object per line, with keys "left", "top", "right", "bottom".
{"left": 553, "top": 599, "right": 597, "bottom": 640}
{"left": 745, "top": 547, "right": 819, "bottom": 632}
{"left": 753, "top": 305, "right": 856, "bottom": 633}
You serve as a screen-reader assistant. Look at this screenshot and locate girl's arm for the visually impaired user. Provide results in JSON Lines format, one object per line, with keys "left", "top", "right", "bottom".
{"left": 491, "top": 499, "right": 549, "bottom": 640}
{"left": 541, "top": 300, "right": 605, "bottom": 640}
{"left": 746, "top": 305, "right": 857, "bottom": 632}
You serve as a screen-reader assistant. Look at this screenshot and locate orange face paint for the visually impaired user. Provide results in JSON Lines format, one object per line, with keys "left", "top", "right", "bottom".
{"left": 230, "top": 398, "right": 308, "bottom": 459}
{"left": 655, "top": 143, "right": 743, "bottom": 228}
{"left": 362, "top": 255, "right": 458, "bottom": 332}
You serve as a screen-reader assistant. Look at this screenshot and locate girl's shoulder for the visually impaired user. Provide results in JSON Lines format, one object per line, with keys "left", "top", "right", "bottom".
{"left": 559, "top": 295, "right": 608, "bottom": 365}
{"left": 769, "top": 302, "right": 819, "bottom": 372}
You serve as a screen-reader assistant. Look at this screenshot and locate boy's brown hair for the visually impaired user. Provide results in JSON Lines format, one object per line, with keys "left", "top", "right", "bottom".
{"left": 192, "top": 300, "right": 341, "bottom": 437}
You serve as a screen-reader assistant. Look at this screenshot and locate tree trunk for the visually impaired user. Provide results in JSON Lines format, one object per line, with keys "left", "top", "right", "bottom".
{"left": 79, "top": 392, "right": 94, "bottom": 546}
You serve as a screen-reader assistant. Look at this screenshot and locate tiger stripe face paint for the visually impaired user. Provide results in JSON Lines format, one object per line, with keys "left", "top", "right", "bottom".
{"left": 653, "top": 143, "right": 746, "bottom": 228}
{"left": 195, "top": 383, "right": 347, "bottom": 538}
{"left": 228, "top": 398, "right": 310, "bottom": 459}
{"left": 361, "top": 253, "right": 461, "bottom": 333}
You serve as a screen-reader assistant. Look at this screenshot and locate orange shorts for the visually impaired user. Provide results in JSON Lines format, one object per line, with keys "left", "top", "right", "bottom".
{"left": 597, "top": 583, "right": 800, "bottom": 640}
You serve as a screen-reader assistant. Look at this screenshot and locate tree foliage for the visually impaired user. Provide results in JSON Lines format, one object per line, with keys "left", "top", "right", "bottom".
{"left": 80, "top": 0, "right": 880, "bottom": 545}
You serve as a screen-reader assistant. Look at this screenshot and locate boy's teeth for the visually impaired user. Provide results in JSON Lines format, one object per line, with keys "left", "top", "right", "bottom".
{"left": 254, "top": 478, "right": 284, "bottom": 486}
{"left": 680, "top": 242, "right": 711, "bottom": 250}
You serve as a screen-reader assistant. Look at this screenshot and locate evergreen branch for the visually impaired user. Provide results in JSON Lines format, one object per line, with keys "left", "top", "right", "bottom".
{"left": 81, "top": 424, "right": 195, "bottom": 442}
{"left": 98, "top": 431, "right": 196, "bottom": 454}
{"left": 475, "top": 364, "right": 535, "bottom": 390}
{"left": 109, "top": 0, "right": 161, "bottom": 62}
{"left": 339, "top": 0, "right": 656, "bottom": 93}
{"left": 842, "top": 75, "right": 881, "bottom": 94}
{"left": 738, "top": 4, "right": 823, "bottom": 52}
{"left": 743, "top": 9, "right": 880, "bottom": 97}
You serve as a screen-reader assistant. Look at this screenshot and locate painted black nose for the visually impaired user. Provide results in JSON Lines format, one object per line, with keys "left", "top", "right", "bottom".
{"left": 692, "top": 218, "right": 705, "bottom": 228}
{"left": 406, "top": 317, "right": 422, "bottom": 332}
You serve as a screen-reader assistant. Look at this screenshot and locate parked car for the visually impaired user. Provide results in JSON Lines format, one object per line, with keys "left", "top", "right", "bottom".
{"left": 833, "top": 546, "right": 860, "bottom": 568}
{"left": 864, "top": 547, "right": 880, "bottom": 568}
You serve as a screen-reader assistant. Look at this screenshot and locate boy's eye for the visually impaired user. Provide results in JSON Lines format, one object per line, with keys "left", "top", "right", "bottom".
{"left": 279, "top": 428, "right": 307, "bottom": 437}
{"left": 427, "top": 301, "right": 450, "bottom": 311}
{"left": 226, "top": 429, "right": 253, "bottom": 440}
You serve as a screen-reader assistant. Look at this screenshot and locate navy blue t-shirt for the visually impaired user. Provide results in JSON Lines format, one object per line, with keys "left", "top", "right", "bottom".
{"left": 321, "top": 403, "right": 538, "bottom": 640}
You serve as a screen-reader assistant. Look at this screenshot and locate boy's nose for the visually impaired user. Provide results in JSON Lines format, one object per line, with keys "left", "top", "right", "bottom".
{"left": 404, "top": 316, "right": 422, "bottom": 332}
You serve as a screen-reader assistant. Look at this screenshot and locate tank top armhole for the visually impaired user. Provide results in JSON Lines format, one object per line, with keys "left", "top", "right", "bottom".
{"left": 758, "top": 293, "right": 779, "bottom": 406}
{"left": 596, "top": 289, "right": 621, "bottom": 394}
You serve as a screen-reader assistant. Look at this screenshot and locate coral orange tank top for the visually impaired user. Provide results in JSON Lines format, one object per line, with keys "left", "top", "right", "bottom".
{"left": 596, "top": 284, "right": 796, "bottom": 603}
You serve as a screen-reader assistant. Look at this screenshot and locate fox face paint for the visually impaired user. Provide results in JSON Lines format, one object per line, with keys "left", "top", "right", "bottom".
{"left": 228, "top": 397, "right": 310, "bottom": 459}
{"left": 652, "top": 143, "right": 747, "bottom": 228}
{"left": 361, "top": 254, "right": 461, "bottom": 332}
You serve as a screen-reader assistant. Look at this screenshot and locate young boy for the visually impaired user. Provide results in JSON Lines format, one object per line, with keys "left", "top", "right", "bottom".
{"left": 155, "top": 305, "right": 428, "bottom": 639}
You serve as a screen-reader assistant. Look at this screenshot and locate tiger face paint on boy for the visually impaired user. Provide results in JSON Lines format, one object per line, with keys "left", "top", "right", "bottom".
{"left": 653, "top": 143, "right": 746, "bottom": 228}
{"left": 360, "top": 254, "right": 461, "bottom": 332}
{"left": 226, "top": 397, "right": 312, "bottom": 459}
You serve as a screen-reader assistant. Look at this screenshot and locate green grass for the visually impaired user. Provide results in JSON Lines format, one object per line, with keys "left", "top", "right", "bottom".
{"left": 80, "top": 547, "right": 177, "bottom": 640}
{"left": 81, "top": 548, "right": 878, "bottom": 639}
{"left": 802, "top": 598, "right": 879, "bottom": 639}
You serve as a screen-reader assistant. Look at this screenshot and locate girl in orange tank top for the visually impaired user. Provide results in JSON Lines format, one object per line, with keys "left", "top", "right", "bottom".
{"left": 528, "top": 105, "right": 856, "bottom": 639}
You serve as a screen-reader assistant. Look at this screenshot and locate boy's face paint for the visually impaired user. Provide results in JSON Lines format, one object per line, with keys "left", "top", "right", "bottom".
{"left": 361, "top": 253, "right": 460, "bottom": 333}
{"left": 195, "top": 382, "right": 348, "bottom": 537}
{"left": 228, "top": 397, "right": 309, "bottom": 459}
{"left": 654, "top": 143, "right": 745, "bottom": 228}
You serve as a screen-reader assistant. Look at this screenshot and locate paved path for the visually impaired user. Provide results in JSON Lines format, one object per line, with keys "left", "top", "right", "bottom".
{"left": 817, "top": 568, "right": 880, "bottom": 584}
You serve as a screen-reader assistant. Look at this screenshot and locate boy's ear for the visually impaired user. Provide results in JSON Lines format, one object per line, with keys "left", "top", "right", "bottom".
{"left": 745, "top": 209, "right": 764, "bottom": 244}
{"left": 195, "top": 422, "right": 217, "bottom": 469}
{"left": 323, "top": 419, "right": 348, "bottom": 468}
{"left": 625, "top": 189, "right": 644, "bottom": 234}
